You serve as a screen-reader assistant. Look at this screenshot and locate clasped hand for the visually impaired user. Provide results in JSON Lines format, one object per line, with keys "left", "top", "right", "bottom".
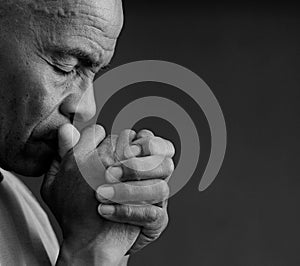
{"left": 41, "top": 124, "right": 175, "bottom": 264}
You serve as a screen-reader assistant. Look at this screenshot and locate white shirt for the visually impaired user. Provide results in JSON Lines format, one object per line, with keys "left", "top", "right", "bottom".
{"left": 0, "top": 169, "right": 59, "bottom": 266}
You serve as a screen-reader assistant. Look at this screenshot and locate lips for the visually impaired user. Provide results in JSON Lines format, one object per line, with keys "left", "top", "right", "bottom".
{"left": 42, "top": 137, "right": 59, "bottom": 150}
{"left": 33, "top": 128, "right": 57, "bottom": 140}
{"left": 31, "top": 129, "right": 59, "bottom": 150}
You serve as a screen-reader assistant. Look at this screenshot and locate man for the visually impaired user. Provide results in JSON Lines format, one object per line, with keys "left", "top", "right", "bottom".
{"left": 0, "top": 0, "right": 175, "bottom": 265}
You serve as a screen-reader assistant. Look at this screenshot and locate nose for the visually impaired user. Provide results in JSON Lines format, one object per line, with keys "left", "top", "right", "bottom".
{"left": 59, "top": 83, "right": 96, "bottom": 123}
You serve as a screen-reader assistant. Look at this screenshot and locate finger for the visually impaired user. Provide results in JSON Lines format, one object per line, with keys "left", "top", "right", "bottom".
{"left": 105, "top": 154, "right": 174, "bottom": 183}
{"left": 115, "top": 129, "right": 137, "bottom": 161}
{"left": 97, "top": 135, "right": 119, "bottom": 168}
{"left": 132, "top": 137, "right": 175, "bottom": 158}
{"left": 58, "top": 124, "right": 81, "bottom": 158}
{"left": 76, "top": 124, "right": 106, "bottom": 154}
{"left": 123, "top": 145, "right": 142, "bottom": 160}
{"left": 155, "top": 199, "right": 168, "bottom": 208}
{"left": 98, "top": 204, "right": 169, "bottom": 254}
{"left": 98, "top": 204, "right": 167, "bottom": 230}
{"left": 105, "top": 145, "right": 142, "bottom": 184}
{"left": 96, "top": 179, "right": 170, "bottom": 204}
{"left": 136, "top": 129, "right": 154, "bottom": 139}
{"left": 129, "top": 218, "right": 169, "bottom": 254}
{"left": 105, "top": 166, "right": 123, "bottom": 184}
{"left": 118, "top": 155, "right": 174, "bottom": 181}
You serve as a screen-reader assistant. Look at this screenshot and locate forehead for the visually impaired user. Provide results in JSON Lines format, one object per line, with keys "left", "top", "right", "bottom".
{"left": 33, "top": 1, "right": 120, "bottom": 22}
{"left": 28, "top": 0, "right": 123, "bottom": 62}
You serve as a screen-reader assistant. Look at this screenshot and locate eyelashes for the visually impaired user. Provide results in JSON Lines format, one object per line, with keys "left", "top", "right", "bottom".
{"left": 52, "top": 64, "right": 77, "bottom": 76}
{"left": 50, "top": 61, "right": 110, "bottom": 81}
{"left": 100, "top": 64, "right": 111, "bottom": 71}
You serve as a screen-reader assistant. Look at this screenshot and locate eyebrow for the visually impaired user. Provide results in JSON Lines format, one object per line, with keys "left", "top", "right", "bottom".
{"left": 49, "top": 46, "right": 103, "bottom": 69}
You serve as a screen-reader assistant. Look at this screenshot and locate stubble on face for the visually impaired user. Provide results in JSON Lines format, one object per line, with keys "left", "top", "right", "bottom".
{"left": 0, "top": 0, "right": 124, "bottom": 176}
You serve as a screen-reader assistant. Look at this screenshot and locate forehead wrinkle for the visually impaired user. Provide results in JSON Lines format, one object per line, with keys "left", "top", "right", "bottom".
{"left": 42, "top": 26, "right": 116, "bottom": 66}
{"left": 70, "top": 16, "right": 120, "bottom": 43}
{"left": 34, "top": 0, "right": 119, "bottom": 20}
{"left": 33, "top": 2, "right": 111, "bottom": 21}
{"left": 27, "top": 0, "right": 123, "bottom": 39}
{"left": 74, "top": 32, "right": 116, "bottom": 52}
{"left": 67, "top": 1, "right": 123, "bottom": 38}
{"left": 50, "top": 15, "right": 119, "bottom": 51}
{"left": 27, "top": 1, "right": 122, "bottom": 55}
{"left": 0, "top": 0, "right": 118, "bottom": 24}
{"left": 27, "top": 2, "right": 110, "bottom": 24}
{"left": 66, "top": 1, "right": 114, "bottom": 20}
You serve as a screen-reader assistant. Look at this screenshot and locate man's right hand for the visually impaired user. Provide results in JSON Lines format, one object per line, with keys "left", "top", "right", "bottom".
{"left": 41, "top": 124, "right": 137, "bottom": 265}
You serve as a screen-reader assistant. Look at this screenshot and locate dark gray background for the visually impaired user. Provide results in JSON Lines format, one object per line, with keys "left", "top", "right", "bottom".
{"left": 20, "top": 2, "right": 300, "bottom": 265}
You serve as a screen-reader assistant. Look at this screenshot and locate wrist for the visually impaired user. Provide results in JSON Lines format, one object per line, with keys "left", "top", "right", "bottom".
{"left": 57, "top": 237, "right": 124, "bottom": 266}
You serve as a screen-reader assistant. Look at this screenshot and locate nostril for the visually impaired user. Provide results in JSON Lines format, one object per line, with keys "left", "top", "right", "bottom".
{"left": 59, "top": 85, "right": 96, "bottom": 123}
{"left": 59, "top": 102, "right": 75, "bottom": 123}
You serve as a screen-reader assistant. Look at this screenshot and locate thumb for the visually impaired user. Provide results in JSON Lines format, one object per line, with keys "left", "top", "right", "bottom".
{"left": 41, "top": 124, "right": 80, "bottom": 200}
{"left": 58, "top": 124, "right": 81, "bottom": 158}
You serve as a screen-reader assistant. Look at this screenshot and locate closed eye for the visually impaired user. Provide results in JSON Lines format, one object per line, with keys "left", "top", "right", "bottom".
{"left": 52, "top": 64, "right": 76, "bottom": 76}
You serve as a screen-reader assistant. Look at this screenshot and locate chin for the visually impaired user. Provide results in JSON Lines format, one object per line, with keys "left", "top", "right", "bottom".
{"left": 1, "top": 153, "right": 54, "bottom": 177}
{"left": 15, "top": 158, "right": 53, "bottom": 177}
{"left": 0, "top": 144, "right": 56, "bottom": 177}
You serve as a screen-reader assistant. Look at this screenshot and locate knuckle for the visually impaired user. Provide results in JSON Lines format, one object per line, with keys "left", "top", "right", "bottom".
{"left": 144, "top": 206, "right": 159, "bottom": 223}
{"left": 94, "top": 124, "right": 106, "bottom": 137}
{"left": 102, "top": 134, "right": 118, "bottom": 147}
{"left": 166, "top": 139, "right": 176, "bottom": 157}
{"left": 164, "top": 158, "right": 175, "bottom": 177}
{"left": 139, "top": 129, "right": 154, "bottom": 137}
{"left": 121, "top": 182, "right": 135, "bottom": 199}
{"left": 129, "top": 158, "right": 140, "bottom": 171}
{"left": 148, "top": 136, "right": 176, "bottom": 157}
{"left": 98, "top": 135, "right": 118, "bottom": 167}
{"left": 148, "top": 137, "right": 162, "bottom": 154}
{"left": 123, "top": 146, "right": 132, "bottom": 159}
{"left": 121, "top": 129, "right": 136, "bottom": 140}
{"left": 119, "top": 204, "right": 133, "bottom": 219}
{"left": 159, "top": 181, "right": 170, "bottom": 200}
{"left": 124, "top": 159, "right": 139, "bottom": 179}
{"left": 150, "top": 208, "right": 168, "bottom": 230}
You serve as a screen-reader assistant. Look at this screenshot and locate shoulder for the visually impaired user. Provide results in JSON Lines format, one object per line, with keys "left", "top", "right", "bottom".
{"left": 0, "top": 169, "right": 60, "bottom": 265}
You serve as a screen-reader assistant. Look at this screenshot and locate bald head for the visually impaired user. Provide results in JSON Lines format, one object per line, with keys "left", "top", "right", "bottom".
{"left": 0, "top": 0, "right": 123, "bottom": 39}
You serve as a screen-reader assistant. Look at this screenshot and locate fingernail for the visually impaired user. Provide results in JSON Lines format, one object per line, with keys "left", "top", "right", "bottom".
{"left": 99, "top": 204, "right": 115, "bottom": 216}
{"left": 97, "top": 186, "right": 114, "bottom": 201}
{"left": 106, "top": 167, "right": 122, "bottom": 182}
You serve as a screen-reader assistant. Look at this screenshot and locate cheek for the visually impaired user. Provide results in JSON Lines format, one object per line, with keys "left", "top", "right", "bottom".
{"left": 13, "top": 72, "right": 50, "bottom": 130}
{"left": 20, "top": 63, "right": 68, "bottom": 122}
{"left": 2, "top": 64, "right": 66, "bottom": 144}
{"left": 0, "top": 42, "right": 51, "bottom": 133}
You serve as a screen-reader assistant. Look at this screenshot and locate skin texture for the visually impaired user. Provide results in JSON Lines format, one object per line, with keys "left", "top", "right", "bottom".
{"left": 0, "top": 0, "right": 123, "bottom": 176}
{"left": 0, "top": 0, "right": 175, "bottom": 264}
{"left": 97, "top": 129, "right": 174, "bottom": 253}
{"left": 43, "top": 125, "right": 174, "bottom": 264}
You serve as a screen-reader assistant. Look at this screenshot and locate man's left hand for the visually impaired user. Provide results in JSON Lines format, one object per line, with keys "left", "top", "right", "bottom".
{"left": 96, "top": 129, "right": 175, "bottom": 254}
